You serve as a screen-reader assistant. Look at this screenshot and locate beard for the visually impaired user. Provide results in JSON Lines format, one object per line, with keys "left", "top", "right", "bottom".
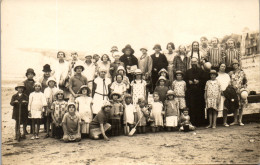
{"left": 191, "top": 64, "right": 198, "bottom": 69}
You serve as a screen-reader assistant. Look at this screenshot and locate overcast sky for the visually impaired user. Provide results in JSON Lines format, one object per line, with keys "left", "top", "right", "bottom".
{"left": 1, "top": 0, "right": 259, "bottom": 77}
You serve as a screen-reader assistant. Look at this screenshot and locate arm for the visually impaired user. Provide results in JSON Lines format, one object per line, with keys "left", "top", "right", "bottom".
{"left": 147, "top": 56, "right": 153, "bottom": 77}
{"left": 10, "top": 95, "right": 17, "bottom": 106}
{"left": 62, "top": 114, "right": 68, "bottom": 135}
{"left": 68, "top": 78, "right": 77, "bottom": 98}
{"left": 100, "top": 124, "right": 109, "bottom": 141}
{"left": 92, "top": 81, "right": 97, "bottom": 98}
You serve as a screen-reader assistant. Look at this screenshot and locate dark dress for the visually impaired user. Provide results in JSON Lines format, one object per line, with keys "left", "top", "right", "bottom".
{"left": 23, "top": 79, "right": 35, "bottom": 97}
{"left": 184, "top": 67, "right": 208, "bottom": 126}
{"left": 223, "top": 85, "right": 239, "bottom": 114}
{"left": 10, "top": 93, "right": 29, "bottom": 123}
{"left": 119, "top": 54, "right": 138, "bottom": 83}
{"left": 151, "top": 53, "right": 168, "bottom": 91}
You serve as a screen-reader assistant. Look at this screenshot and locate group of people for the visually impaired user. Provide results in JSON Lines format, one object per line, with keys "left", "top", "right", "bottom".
{"left": 10, "top": 36, "right": 248, "bottom": 142}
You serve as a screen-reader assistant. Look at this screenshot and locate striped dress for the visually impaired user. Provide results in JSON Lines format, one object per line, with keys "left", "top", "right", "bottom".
{"left": 225, "top": 49, "right": 241, "bottom": 67}
{"left": 207, "top": 47, "right": 224, "bottom": 67}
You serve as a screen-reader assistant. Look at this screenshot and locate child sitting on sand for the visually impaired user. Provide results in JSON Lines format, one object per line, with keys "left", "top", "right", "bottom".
{"left": 179, "top": 108, "right": 195, "bottom": 131}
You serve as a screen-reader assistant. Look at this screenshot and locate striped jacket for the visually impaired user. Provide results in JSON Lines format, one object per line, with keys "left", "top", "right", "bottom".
{"left": 224, "top": 49, "right": 241, "bottom": 67}
{"left": 206, "top": 47, "right": 225, "bottom": 67}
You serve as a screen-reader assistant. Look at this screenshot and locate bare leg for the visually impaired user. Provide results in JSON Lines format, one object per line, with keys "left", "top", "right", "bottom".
{"left": 15, "top": 120, "right": 19, "bottom": 139}
{"left": 223, "top": 109, "right": 229, "bottom": 126}
{"left": 36, "top": 119, "right": 40, "bottom": 136}
{"left": 206, "top": 109, "right": 212, "bottom": 128}
{"left": 230, "top": 109, "right": 239, "bottom": 125}
{"left": 212, "top": 110, "right": 217, "bottom": 128}
{"left": 46, "top": 116, "right": 50, "bottom": 136}
{"left": 238, "top": 107, "right": 244, "bottom": 126}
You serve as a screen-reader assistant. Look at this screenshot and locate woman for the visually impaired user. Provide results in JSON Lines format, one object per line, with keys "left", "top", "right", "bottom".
{"left": 173, "top": 45, "right": 191, "bottom": 75}
{"left": 216, "top": 63, "right": 230, "bottom": 127}
{"left": 97, "top": 54, "right": 111, "bottom": 79}
{"left": 164, "top": 42, "right": 176, "bottom": 83}
{"left": 229, "top": 59, "right": 248, "bottom": 126}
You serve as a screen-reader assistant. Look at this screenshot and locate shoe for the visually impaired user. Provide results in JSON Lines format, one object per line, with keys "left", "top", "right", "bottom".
{"left": 35, "top": 135, "right": 39, "bottom": 139}
{"left": 205, "top": 125, "right": 212, "bottom": 129}
{"left": 31, "top": 136, "right": 35, "bottom": 140}
{"left": 212, "top": 126, "right": 216, "bottom": 129}
{"left": 223, "top": 123, "right": 229, "bottom": 127}
{"left": 230, "top": 122, "right": 238, "bottom": 126}
{"left": 239, "top": 122, "right": 244, "bottom": 126}
{"left": 44, "top": 134, "right": 50, "bottom": 139}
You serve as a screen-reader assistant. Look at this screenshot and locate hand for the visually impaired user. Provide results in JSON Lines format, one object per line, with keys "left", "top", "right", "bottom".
{"left": 28, "top": 112, "right": 31, "bottom": 117}
{"left": 189, "top": 80, "right": 193, "bottom": 84}
{"left": 13, "top": 100, "right": 19, "bottom": 103}
{"left": 104, "top": 136, "right": 110, "bottom": 141}
{"left": 74, "top": 94, "right": 79, "bottom": 98}
{"left": 154, "top": 68, "right": 157, "bottom": 72}
{"left": 194, "top": 79, "right": 199, "bottom": 84}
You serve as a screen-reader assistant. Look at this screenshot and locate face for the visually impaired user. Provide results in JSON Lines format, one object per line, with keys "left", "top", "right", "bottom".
{"left": 125, "top": 97, "right": 132, "bottom": 104}
{"left": 168, "top": 95, "right": 174, "bottom": 100}
{"left": 210, "top": 74, "right": 217, "bottom": 80}
{"left": 94, "top": 55, "right": 100, "bottom": 61}
{"left": 112, "top": 95, "right": 119, "bottom": 100}
{"left": 125, "top": 49, "right": 131, "bottom": 55}
{"left": 118, "top": 70, "right": 124, "bottom": 75}
{"left": 75, "top": 67, "right": 83, "bottom": 74}
{"left": 233, "top": 63, "right": 239, "bottom": 69}
{"left": 27, "top": 73, "right": 35, "bottom": 79}
{"left": 228, "top": 41, "right": 235, "bottom": 49}
{"left": 141, "top": 49, "right": 147, "bottom": 54}
{"left": 71, "top": 53, "right": 78, "bottom": 60}
{"left": 34, "top": 85, "right": 41, "bottom": 92}
{"left": 85, "top": 56, "right": 92, "bottom": 63}
{"left": 114, "top": 55, "right": 120, "bottom": 61}
{"left": 167, "top": 44, "right": 173, "bottom": 51}
{"left": 153, "top": 94, "right": 160, "bottom": 102}
{"left": 68, "top": 105, "right": 76, "bottom": 114}
{"left": 160, "top": 72, "right": 167, "bottom": 77}
{"left": 201, "top": 38, "right": 208, "bottom": 45}
{"left": 219, "top": 64, "right": 226, "bottom": 72}
{"left": 212, "top": 38, "right": 218, "bottom": 47}
{"left": 57, "top": 93, "right": 64, "bottom": 100}
{"left": 183, "top": 111, "right": 189, "bottom": 116}
{"left": 159, "top": 80, "right": 165, "bottom": 86}
{"left": 102, "top": 55, "right": 108, "bottom": 62}
{"left": 154, "top": 48, "right": 160, "bottom": 53}
{"left": 44, "top": 72, "right": 51, "bottom": 77}
{"left": 116, "top": 75, "right": 123, "bottom": 83}
{"left": 17, "top": 87, "right": 24, "bottom": 93}
{"left": 82, "top": 88, "right": 88, "bottom": 95}
{"left": 99, "top": 71, "right": 106, "bottom": 78}
{"left": 136, "top": 74, "right": 142, "bottom": 80}
{"left": 139, "top": 101, "right": 146, "bottom": 108}
{"left": 176, "top": 74, "right": 183, "bottom": 80}
{"left": 104, "top": 106, "right": 111, "bottom": 113}
{"left": 192, "top": 42, "right": 199, "bottom": 51}
{"left": 48, "top": 81, "right": 55, "bottom": 88}
{"left": 179, "top": 46, "right": 186, "bottom": 54}
{"left": 57, "top": 52, "right": 65, "bottom": 60}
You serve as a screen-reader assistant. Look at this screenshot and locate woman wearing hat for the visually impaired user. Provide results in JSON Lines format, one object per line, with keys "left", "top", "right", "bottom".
{"left": 164, "top": 42, "right": 177, "bottom": 83}
{"left": 10, "top": 82, "right": 29, "bottom": 140}
{"left": 89, "top": 101, "right": 112, "bottom": 141}
{"left": 229, "top": 59, "right": 248, "bottom": 126}
{"left": 38, "top": 64, "right": 53, "bottom": 92}
{"left": 151, "top": 44, "right": 168, "bottom": 91}
{"left": 119, "top": 44, "right": 138, "bottom": 82}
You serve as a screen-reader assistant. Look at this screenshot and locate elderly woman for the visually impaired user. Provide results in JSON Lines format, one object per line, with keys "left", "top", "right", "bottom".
{"left": 173, "top": 45, "right": 191, "bottom": 75}
{"left": 164, "top": 42, "right": 176, "bottom": 83}
{"left": 229, "top": 59, "right": 248, "bottom": 126}
{"left": 216, "top": 63, "right": 231, "bottom": 126}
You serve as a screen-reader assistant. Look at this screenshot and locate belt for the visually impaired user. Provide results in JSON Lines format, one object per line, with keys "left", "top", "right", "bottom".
{"left": 95, "top": 92, "right": 108, "bottom": 96}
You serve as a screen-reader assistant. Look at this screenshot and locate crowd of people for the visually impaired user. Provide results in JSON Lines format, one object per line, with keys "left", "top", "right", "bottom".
{"left": 10, "top": 37, "right": 249, "bottom": 142}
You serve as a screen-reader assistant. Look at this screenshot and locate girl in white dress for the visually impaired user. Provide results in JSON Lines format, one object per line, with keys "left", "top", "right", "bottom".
{"left": 28, "top": 82, "right": 47, "bottom": 140}
{"left": 131, "top": 69, "right": 147, "bottom": 106}
{"left": 149, "top": 92, "right": 164, "bottom": 132}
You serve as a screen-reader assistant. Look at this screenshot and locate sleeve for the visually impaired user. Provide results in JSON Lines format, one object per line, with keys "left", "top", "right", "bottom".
{"left": 10, "top": 95, "right": 16, "bottom": 106}
{"left": 97, "top": 113, "right": 105, "bottom": 124}
{"left": 110, "top": 82, "right": 115, "bottom": 90}
{"left": 205, "top": 81, "right": 209, "bottom": 91}
{"left": 163, "top": 55, "right": 168, "bottom": 69}
{"left": 42, "top": 93, "right": 48, "bottom": 106}
{"left": 148, "top": 56, "right": 153, "bottom": 74}
{"left": 69, "top": 77, "right": 73, "bottom": 88}
{"left": 130, "top": 81, "right": 134, "bottom": 87}
{"left": 28, "top": 93, "right": 33, "bottom": 111}
{"left": 75, "top": 97, "right": 79, "bottom": 104}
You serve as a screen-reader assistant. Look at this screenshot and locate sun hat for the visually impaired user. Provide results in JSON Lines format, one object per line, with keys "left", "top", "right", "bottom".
{"left": 55, "top": 90, "right": 64, "bottom": 99}
{"left": 153, "top": 44, "right": 162, "bottom": 51}
{"left": 174, "top": 70, "right": 184, "bottom": 78}
{"left": 99, "top": 67, "right": 107, "bottom": 73}
{"left": 15, "top": 82, "right": 26, "bottom": 91}
{"left": 134, "top": 69, "right": 142, "bottom": 75}
{"left": 26, "top": 68, "right": 36, "bottom": 76}
{"left": 42, "top": 64, "right": 52, "bottom": 72}
{"left": 158, "top": 76, "right": 167, "bottom": 82}
{"left": 33, "top": 82, "right": 42, "bottom": 88}
{"left": 209, "top": 70, "right": 218, "bottom": 76}
{"left": 117, "top": 66, "right": 126, "bottom": 73}
{"left": 77, "top": 85, "right": 91, "bottom": 95}
{"left": 102, "top": 101, "right": 112, "bottom": 110}
{"left": 110, "top": 92, "right": 121, "bottom": 99}
{"left": 166, "top": 90, "right": 175, "bottom": 97}
{"left": 122, "top": 44, "right": 135, "bottom": 54}
{"left": 111, "top": 46, "right": 118, "bottom": 52}
{"left": 74, "top": 63, "right": 85, "bottom": 72}
{"left": 67, "top": 102, "right": 76, "bottom": 110}
{"left": 158, "top": 68, "right": 168, "bottom": 75}
{"left": 140, "top": 47, "right": 148, "bottom": 51}
{"left": 46, "top": 77, "right": 57, "bottom": 86}
{"left": 124, "top": 93, "right": 132, "bottom": 99}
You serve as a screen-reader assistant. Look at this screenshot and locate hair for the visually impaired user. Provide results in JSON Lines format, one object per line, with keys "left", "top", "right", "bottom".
{"left": 227, "top": 38, "right": 235, "bottom": 45}
{"left": 93, "top": 54, "right": 100, "bottom": 58}
{"left": 166, "top": 42, "right": 175, "bottom": 50}
{"left": 183, "top": 107, "right": 189, "bottom": 112}
{"left": 133, "top": 73, "right": 143, "bottom": 84}
{"left": 55, "top": 92, "right": 65, "bottom": 100}
{"left": 57, "top": 51, "right": 66, "bottom": 58}
{"left": 111, "top": 93, "right": 120, "bottom": 100}
{"left": 211, "top": 37, "right": 219, "bottom": 44}
{"left": 177, "top": 45, "right": 187, "bottom": 56}
{"left": 191, "top": 41, "right": 200, "bottom": 63}
{"left": 218, "top": 62, "right": 226, "bottom": 69}
{"left": 101, "top": 54, "right": 110, "bottom": 61}
{"left": 68, "top": 104, "right": 76, "bottom": 110}
{"left": 34, "top": 84, "right": 42, "bottom": 90}
{"left": 200, "top": 36, "right": 208, "bottom": 41}
{"left": 115, "top": 74, "right": 123, "bottom": 81}
{"left": 79, "top": 87, "right": 91, "bottom": 97}
{"left": 138, "top": 98, "right": 147, "bottom": 105}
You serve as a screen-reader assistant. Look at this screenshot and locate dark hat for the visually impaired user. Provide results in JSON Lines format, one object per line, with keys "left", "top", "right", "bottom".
{"left": 42, "top": 64, "right": 52, "bottom": 72}
{"left": 77, "top": 85, "right": 91, "bottom": 95}
{"left": 15, "top": 82, "right": 26, "bottom": 91}
{"left": 26, "top": 68, "right": 36, "bottom": 76}
{"left": 174, "top": 70, "right": 184, "bottom": 78}
{"left": 111, "top": 46, "right": 118, "bottom": 52}
{"left": 153, "top": 44, "right": 162, "bottom": 51}
{"left": 122, "top": 44, "right": 135, "bottom": 54}
{"left": 209, "top": 70, "right": 218, "bottom": 76}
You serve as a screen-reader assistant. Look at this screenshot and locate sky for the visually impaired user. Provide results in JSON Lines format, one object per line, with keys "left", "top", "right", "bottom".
{"left": 1, "top": 0, "right": 259, "bottom": 78}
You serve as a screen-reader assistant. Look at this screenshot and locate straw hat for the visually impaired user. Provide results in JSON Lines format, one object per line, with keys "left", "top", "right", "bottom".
{"left": 209, "top": 70, "right": 218, "bottom": 76}
{"left": 166, "top": 90, "right": 175, "bottom": 97}
{"left": 117, "top": 66, "right": 126, "bottom": 73}
{"left": 174, "top": 70, "right": 184, "bottom": 78}
{"left": 124, "top": 93, "right": 132, "bottom": 99}
{"left": 15, "top": 82, "right": 26, "bottom": 91}
{"left": 74, "top": 63, "right": 85, "bottom": 72}
{"left": 77, "top": 85, "right": 91, "bottom": 95}
{"left": 33, "top": 82, "right": 42, "bottom": 88}
{"left": 158, "top": 76, "right": 167, "bottom": 81}
{"left": 140, "top": 47, "right": 148, "bottom": 51}
{"left": 111, "top": 46, "right": 118, "bottom": 52}
{"left": 46, "top": 77, "right": 57, "bottom": 86}
{"left": 102, "top": 101, "right": 112, "bottom": 110}
{"left": 110, "top": 92, "right": 121, "bottom": 99}
{"left": 158, "top": 68, "right": 168, "bottom": 75}
{"left": 134, "top": 69, "right": 142, "bottom": 75}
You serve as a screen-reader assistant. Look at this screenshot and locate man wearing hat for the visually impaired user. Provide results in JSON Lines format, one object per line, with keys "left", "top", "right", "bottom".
{"left": 119, "top": 44, "right": 138, "bottom": 82}
{"left": 151, "top": 44, "right": 168, "bottom": 91}
{"left": 38, "top": 64, "right": 52, "bottom": 92}
{"left": 110, "top": 46, "right": 119, "bottom": 63}
{"left": 68, "top": 63, "right": 88, "bottom": 102}
{"left": 138, "top": 47, "right": 152, "bottom": 91}
{"left": 82, "top": 54, "right": 97, "bottom": 96}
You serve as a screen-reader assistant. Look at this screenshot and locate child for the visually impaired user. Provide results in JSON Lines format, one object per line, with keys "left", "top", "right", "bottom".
{"left": 205, "top": 70, "right": 221, "bottom": 129}
{"left": 10, "top": 82, "right": 29, "bottom": 140}
{"left": 110, "top": 52, "right": 124, "bottom": 81}
{"left": 123, "top": 94, "right": 137, "bottom": 135}
{"left": 51, "top": 90, "right": 68, "bottom": 139}
{"left": 158, "top": 68, "right": 171, "bottom": 88}
{"left": 116, "top": 66, "right": 130, "bottom": 90}
{"left": 62, "top": 102, "right": 81, "bottom": 142}
{"left": 44, "top": 77, "right": 59, "bottom": 138}
{"left": 28, "top": 82, "right": 47, "bottom": 139}
{"left": 149, "top": 92, "right": 164, "bottom": 132}
{"left": 131, "top": 69, "right": 147, "bottom": 106}
{"left": 110, "top": 74, "right": 127, "bottom": 97}
{"left": 179, "top": 108, "right": 195, "bottom": 131}
{"left": 172, "top": 71, "right": 187, "bottom": 112}
{"left": 109, "top": 92, "right": 123, "bottom": 136}
{"left": 75, "top": 85, "right": 93, "bottom": 137}
{"left": 136, "top": 98, "right": 149, "bottom": 134}
{"left": 154, "top": 76, "right": 169, "bottom": 103}
{"left": 164, "top": 90, "right": 179, "bottom": 131}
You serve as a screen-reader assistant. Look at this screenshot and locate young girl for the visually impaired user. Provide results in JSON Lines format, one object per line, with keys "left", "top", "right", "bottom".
{"left": 28, "top": 82, "right": 47, "bottom": 140}
{"left": 172, "top": 71, "right": 187, "bottom": 112}
{"left": 205, "top": 70, "right": 221, "bottom": 129}
{"left": 10, "top": 82, "right": 29, "bottom": 140}
{"left": 116, "top": 66, "right": 130, "bottom": 90}
{"left": 179, "top": 108, "right": 195, "bottom": 131}
{"left": 62, "top": 102, "right": 81, "bottom": 142}
{"left": 164, "top": 90, "right": 179, "bottom": 131}
{"left": 131, "top": 69, "right": 147, "bottom": 106}
{"left": 51, "top": 90, "right": 67, "bottom": 139}
{"left": 136, "top": 98, "right": 149, "bottom": 134}
{"left": 44, "top": 77, "right": 59, "bottom": 138}
{"left": 123, "top": 94, "right": 136, "bottom": 135}
{"left": 75, "top": 85, "right": 93, "bottom": 137}
{"left": 149, "top": 92, "right": 164, "bottom": 132}
{"left": 154, "top": 76, "right": 169, "bottom": 103}
{"left": 158, "top": 68, "right": 171, "bottom": 88}
{"left": 109, "top": 92, "right": 123, "bottom": 136}
{"left": 110, "top": 74, "right": 127, "bottom": 97}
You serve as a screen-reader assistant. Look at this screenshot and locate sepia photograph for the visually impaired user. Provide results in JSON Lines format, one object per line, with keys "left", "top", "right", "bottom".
{"left": 1, "top": 0, "right": 260, "bottom": 164}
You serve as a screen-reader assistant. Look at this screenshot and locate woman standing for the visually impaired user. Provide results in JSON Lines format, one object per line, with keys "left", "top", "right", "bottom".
{"left": 216, "top": 63, "right": 230, "bottom": 126}
{"left": 164, "top": 42, "right": 176, "bottom": 83}
{"left": 97, "top": 54, "right": 111, "bottom": 79}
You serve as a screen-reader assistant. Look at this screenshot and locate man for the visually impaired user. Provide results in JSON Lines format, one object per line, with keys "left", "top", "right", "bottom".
{"left": 184, "top": 57, "right": 207, "bottom": 126}
{"left": 68, "top": 52, "right": 81, "bottom": 77}
{"left": 173, "top": 45, "right": 191, "bottom": 75}
{"left": 224, "top": 38, "right": 241, "bottom": 73}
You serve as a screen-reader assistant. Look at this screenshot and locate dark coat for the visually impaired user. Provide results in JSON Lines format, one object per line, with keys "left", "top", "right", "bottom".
{"left": 119, "top": 54, "right": 138, "bottom": 82}
{"left": 10, "top": 93, "right": 29, "bottom": 123}
{"left": 23, "top": 79, "right": 35, "bottom": 97}
{"left": 223, "top": 85, "right": 239, "bottom": 114}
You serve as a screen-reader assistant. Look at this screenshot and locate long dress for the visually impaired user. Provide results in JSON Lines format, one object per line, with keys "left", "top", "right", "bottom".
{"left": 164, "top": 51, "right": 176, "bottom": 83}
{"left": 28, "top": 92, "right": 48, "bottom": 119}
{"left": 216, "top": 72, "right": 230, "bottom": 111}
{"left": 205, "top": 80, "right": 221, "bottom": 110}
{"left": 150, "top": 102, "right": 164, "bottom": 127}
{"left": 131, "top": 80, "right": 147, "bottom": 106}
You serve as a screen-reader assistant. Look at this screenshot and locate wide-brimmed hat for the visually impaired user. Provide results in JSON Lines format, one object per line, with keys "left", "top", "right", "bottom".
{"left": 33, "top": 82, "right": 42, "bottom": 88}
{"left": 140, "top": 47, "right": 148, "bottom": 51}
{"left": 85, "top": 54, "right": 92, "bottom": 58}
{"left": 77, "top": 85, "right": 91, "bottom": 95}
{"left": 166, "top": 90, "right": 175, "bottom": 97}
{"left": 26, "top": 68, "right": 36, "bottom": 76}
{"left": 42, "top": 64, "right": 52, "bottom": 72}
{"left": 158, "top": 76, "right": 167, "bottom": 82}
{"left": 102, "top": 101, "right": 112, "bottom": 110}
{"left": 99, "top": 67, "right": 107, "bottom": 73}
{"left": 158, "top": 68, "right": 168, "bottom": 75}
{"left": 110, "top": 92, "right": 121, "bottom": 99}
{"left": 124, "top": 93, "right": 132, "bottom": 99}
{"left": 55, "top": 90, "right": 64, "bottom": 99}
{"left": 134, "top": 69, "right": 142, "bottom": 75}
{"left": 153, "top": 44, "right": 162, "bottom": 51}
{"left": 15, "top": 82, "right": 26, "bottom": 91}
{"left": 74, "top": 63, "right": 85, "bottom": 72}
{"left": 67, "top": 102, "right": 76, "bottom": 110}
{"left": 111, "top": 46, "right": 118, "bottom": 52}
{"left": 174, "top": 70, "right": 184, "bottom": 78}
{"left": 122, "top": 44, "right": 135, "bottom": 54}
{"left": 209, "top": 70, "right": 218, "bottom": 76}
{"left": 46, "top": 77, "right": 57, "bottom": 86}
{"left": 232, "top": 59, "right": 239, "bottom": 65}
{"left": 117, "top": 66, "right": 126, "bottom": 73}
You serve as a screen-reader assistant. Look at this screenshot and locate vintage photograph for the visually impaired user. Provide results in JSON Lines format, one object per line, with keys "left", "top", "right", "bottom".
{"left": 1, "top": 0, "right": 260, "bottom": 164}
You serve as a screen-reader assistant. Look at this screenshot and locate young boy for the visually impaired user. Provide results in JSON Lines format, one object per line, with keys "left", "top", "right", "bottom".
{"left": 123, "top": 94, "right": 136, "bottom": 135}
{"left": 10, "top": 83, "right": 29, "bottom": 140}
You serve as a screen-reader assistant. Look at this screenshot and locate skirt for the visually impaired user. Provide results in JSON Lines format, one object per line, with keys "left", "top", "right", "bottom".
{"left": 109, "top": 119, "right": 121, "bottom": 136}
{"left": 166, "top": 116, "right": 178, "bottom": 127}
{"left": 29, "top": 109, "right": 43, "bottom": 119}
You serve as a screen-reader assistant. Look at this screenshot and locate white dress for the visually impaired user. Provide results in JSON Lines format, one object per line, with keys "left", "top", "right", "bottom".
{"left": 110, "top": 81, "right": 127, "bottom": 95}
{"left": 131, "top": 80, "right": 147, "bottom": 106}
{"left": 124, "top": 104, "right": 136, "bottom": 124}
{"left": 28, "top": 92, "right": 47, "bottom": 119}
{"left": 75, "top": 96, "right": 93, "bottom": 123}
{"left": 164, "top": 51, "right": 176, "bottom": 83}
{"left": 150, "top": 102, "right": 164, "bottom": 127}
{"left": 216, "top": 72, "right": 231, "bottom": 110}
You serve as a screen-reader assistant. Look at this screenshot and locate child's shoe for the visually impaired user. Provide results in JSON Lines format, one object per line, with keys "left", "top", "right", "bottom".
{"left": 30, "top": 135, "right": 35, "bottom": 140}
{"left": 35, "top": 135, "right": 39, "bottom": 139}
{"left": 239, "top": 122, "right": 244, "bottom": 126}
{"left": 223, "top": 123, "right": 229, "bottom": 127}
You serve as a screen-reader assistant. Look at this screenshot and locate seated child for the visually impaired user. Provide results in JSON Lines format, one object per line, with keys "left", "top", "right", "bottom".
{"left": 62, "top": 103, "right": 81, "bottom": 142}
{"left": 136, "top": 98, "right": 149, "bottom": 134}
{"left": 123, "top": 94, "right": 137, "bottom": 135}
{"left": 179, "top": 108, "right": 195, "bottom": 132}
